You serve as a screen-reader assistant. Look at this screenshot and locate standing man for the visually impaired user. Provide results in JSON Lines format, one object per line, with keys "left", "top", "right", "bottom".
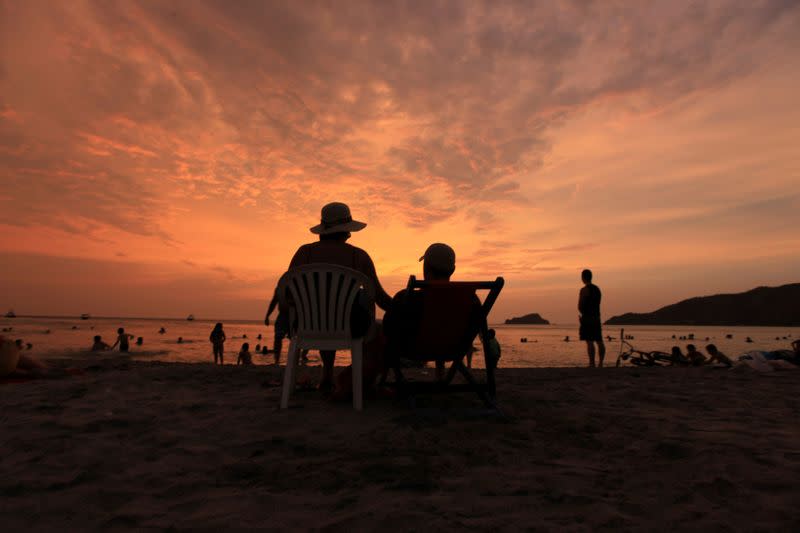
{"left": 578, "top": 269, "right": 605, "bottom": 367}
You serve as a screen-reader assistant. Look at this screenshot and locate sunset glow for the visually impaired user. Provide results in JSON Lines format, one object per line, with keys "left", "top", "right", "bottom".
{"left": 1, "top": 0, "right": 799, "bottom": 322}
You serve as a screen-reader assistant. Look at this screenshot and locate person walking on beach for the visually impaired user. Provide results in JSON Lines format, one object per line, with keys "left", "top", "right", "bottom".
{"left": 110, "top": 328, "right": 133, "bottom": 353}
{"left": 578, "top": 269, "right": 605, "bottom": 367}
{"left": 209, "top": 323, "right": 226, "bottom": 365}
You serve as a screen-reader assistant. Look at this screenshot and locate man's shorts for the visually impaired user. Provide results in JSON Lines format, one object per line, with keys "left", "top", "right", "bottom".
{"left": 579, "top": 316, "right": 602, "bottom": 342}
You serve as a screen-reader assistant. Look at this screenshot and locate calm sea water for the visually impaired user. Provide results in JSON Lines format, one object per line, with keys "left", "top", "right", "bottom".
{"left": 2, "top": 316, "right": 797, "bottom": 368}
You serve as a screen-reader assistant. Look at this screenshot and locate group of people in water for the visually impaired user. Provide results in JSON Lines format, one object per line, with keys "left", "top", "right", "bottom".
{"left": 2, "top": 202, "right": 797, "bottom": 386}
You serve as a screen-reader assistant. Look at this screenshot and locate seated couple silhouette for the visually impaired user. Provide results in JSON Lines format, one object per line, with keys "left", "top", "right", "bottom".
{"left": 270, "top": 202, "right": 498, "bottom": 402}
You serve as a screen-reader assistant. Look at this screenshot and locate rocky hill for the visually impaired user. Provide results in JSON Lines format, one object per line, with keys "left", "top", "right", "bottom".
{"left": 505, "top": 313, "right": 550, "bottom": 325}
{"left": 605, "top": 283, "right": 800, "bottom": 326}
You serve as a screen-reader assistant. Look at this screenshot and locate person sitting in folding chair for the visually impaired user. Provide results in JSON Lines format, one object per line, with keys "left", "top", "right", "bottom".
{"left": 383, "top": 243, "right": 504, "bottom": 408}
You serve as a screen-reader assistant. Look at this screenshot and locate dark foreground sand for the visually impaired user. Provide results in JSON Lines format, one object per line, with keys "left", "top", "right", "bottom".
{"left": 2, "top": 357, "right": 800, "bottom": 531}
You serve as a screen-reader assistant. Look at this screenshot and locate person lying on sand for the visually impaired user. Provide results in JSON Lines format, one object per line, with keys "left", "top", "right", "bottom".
{"left": 237, "top": 343, "right": 253, "bottom": 365}
{"left": 1, "top": 335, "right": 48, "bottom": 378}
{"left": 686, "top": 344, "right": 707, "bottom": 366}
{"left": 91, "top": 335, "right": 111, "bottom": 351}
{"left": 670, "top": 346, "right": 691, "bottom": 366}
{"left": 705, "top": 344, "right": 733, "bottom": 367}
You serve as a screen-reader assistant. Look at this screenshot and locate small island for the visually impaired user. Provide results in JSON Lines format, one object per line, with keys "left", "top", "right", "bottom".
{"left": 505, "top": 313, "right": 550, "bottom": 325}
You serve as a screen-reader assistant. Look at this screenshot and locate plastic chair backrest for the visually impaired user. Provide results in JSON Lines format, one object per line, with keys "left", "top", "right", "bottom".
{"left": 277, "top": 264, "right": 375, "bottom": 340}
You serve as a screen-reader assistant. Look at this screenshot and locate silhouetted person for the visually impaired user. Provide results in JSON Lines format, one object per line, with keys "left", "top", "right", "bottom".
{"left": 485, "top": 328, "right": 501, "bottom": 369}
{"left": 578, "top": 269, "right": 605, "bottom": 367}
{"left": 237, "top": 342, "right": 253, "bottom": 365}
{"left": 264, "top": 289, "right": 286, "bottom": 366}
{"left": 686, "top": 344, "right": 706, "bottom": 366}
{"left": 110, "top": 328, "right": 132, "bottom": 353}
{"left": 277, "top": 202, "right": 392, "bottom": 392}
{"left": 91, "top": 335, "right": 110, "bottom": 351}
{"left": 209, "top": 323, "right": 226, "bottom": 365}
{"left": 671, "top": 346, "right": 690, "bottom": 365}
{"left": 705, "top": 344, "right": 733, "bottom": 367}
{"left": 384, "top": 243, "right": 482, "bottom": 382}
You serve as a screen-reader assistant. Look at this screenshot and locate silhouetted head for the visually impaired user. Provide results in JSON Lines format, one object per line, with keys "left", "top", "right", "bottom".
{"left": 581, "top": 269, "right": 592, "bottom": 284}
{"left": 117, "top": 327, "right": 124, "bottom": 334}
{"left": 310, "top": 202, "right": 366, "bottom": 235}
{"left": 15, "top": 339, "right": 23, "bottom": 348}
{"left": 487, "top": 329, "right": 496, "bottom": 340}
{"left": 671, "top": 346, "right": 683, "bottom": 357}
{"left": 420, "top": 243, "right": 456, "bottom": 281}
{"left": 706, "top": 344, "right": 718, "bottom": 355}
{"left": 94, "top": 335, "right": 101, "bottom": 342}
{"left": 686, "top": 344, "right": 696, "bottom": 352}
{"left": 136, "top": 337, "right": 143, "bottom": 344}
{"left": 241, "top": 342, "right": 249, "bottom": 351}
{"left": 214, "top": 322, "right": 223, "bottom": 331}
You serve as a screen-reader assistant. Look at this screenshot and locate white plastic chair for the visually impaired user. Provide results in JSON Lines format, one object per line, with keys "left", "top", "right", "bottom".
{"left": 277, "top": 264, "right": 375, "bottom": 410}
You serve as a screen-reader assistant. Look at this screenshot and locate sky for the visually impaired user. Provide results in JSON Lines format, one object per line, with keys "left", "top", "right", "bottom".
{"left": 1, "top": 0, "right": 799, "bottom": 323}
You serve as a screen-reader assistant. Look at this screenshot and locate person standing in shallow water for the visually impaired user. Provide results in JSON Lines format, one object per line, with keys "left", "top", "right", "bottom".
{"left": 110, "top": 327, "right": 133, "bottom": 353}
{"left": 578, "top": 269, "right": 605, "bottom": 367}
{"left": 209, "top": 323, "right": 226, "bottom": 365}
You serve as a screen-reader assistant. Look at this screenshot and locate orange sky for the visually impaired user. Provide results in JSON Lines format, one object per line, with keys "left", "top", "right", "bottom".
{"left": 1, "top": 0, "right": 799, "bottom": 323}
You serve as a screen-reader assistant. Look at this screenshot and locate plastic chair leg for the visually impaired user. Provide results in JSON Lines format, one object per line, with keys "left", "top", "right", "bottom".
{"left": 280, "top": 341, "right": 298, "bottom": 409}
{"left": 352, "top": 341, "right": 363, "bottom": 411}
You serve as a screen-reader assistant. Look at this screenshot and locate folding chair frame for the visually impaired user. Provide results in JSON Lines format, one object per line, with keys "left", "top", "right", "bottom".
{"left": 383, "top": 276, "right": 504, "bottom": 409}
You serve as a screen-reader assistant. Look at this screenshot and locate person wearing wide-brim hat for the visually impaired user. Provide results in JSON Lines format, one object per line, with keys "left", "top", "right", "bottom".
{"left": 265, "top": 202, "right": 392, "bottom": 392}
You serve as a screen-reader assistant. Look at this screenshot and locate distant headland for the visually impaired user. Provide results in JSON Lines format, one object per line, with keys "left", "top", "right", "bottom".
{"left": 505, "top": 313, "right": 550, "bottom": 325}
{"left": 605, "top": 283, "right": 800, "bottom": 326}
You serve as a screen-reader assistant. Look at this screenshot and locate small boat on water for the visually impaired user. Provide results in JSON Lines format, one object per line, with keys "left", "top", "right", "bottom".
{"left": 5, "top": 310, "right": 16, "bottom": 318}
{"left": 187, "top": 314, "right": 195, "bottom": 321}
{"left": 80, "top": 313, "right": 91, "bottom": 320}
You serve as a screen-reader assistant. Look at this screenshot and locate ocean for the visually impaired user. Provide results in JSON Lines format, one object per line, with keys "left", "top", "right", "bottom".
{"left": 2, "top": 316, "right": 796, "bottom": 368}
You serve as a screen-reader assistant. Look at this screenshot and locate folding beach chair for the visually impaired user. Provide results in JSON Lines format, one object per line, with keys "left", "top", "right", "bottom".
{"left": 383, "top": 276, "right": 504, "bottom": 409}
{"left": 277, "top": 264, "right": 375, "bottom": 410}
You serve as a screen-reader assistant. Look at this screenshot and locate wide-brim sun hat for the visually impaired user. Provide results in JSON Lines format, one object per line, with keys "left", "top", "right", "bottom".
{"left": 310, "top": 202, "right": 367, "bottom": 235}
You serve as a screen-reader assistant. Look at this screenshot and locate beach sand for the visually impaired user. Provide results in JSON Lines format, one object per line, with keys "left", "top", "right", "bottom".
{"left": 2, "top": 356, "right": 800, "bottom": 530}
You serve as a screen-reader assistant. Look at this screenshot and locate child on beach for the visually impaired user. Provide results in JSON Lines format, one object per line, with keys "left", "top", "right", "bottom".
{"left": 485, "top": 328, "right": 501, "bottom": 369}
{"left": 237, "top": 343, "right": 253, "bottom": 365}
{"left": 91, "top": 335, "right": 110, "bottom": 351}
{"left": 705, "top": 344, "right": 733, "bottom": 367}
{"left": 110, "top": 328, "right": 134, "bottom": 353}
{"left": 209, "top": 323, "right": 226, "bottom": 365}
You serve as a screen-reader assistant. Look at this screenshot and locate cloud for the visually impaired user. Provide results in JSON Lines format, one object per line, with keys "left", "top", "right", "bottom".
{"left": 1, "top": 1, "right": 799, "bottom": 321}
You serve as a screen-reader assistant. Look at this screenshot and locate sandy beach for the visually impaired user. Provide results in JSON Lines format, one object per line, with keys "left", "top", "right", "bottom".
{"left": 2, "top": 356, "right": 800, "bottom": 531}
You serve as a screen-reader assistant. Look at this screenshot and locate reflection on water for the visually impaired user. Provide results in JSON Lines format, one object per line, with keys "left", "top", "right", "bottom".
{"left": 2, "top": 317, "right": 797, "bottom": 368}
